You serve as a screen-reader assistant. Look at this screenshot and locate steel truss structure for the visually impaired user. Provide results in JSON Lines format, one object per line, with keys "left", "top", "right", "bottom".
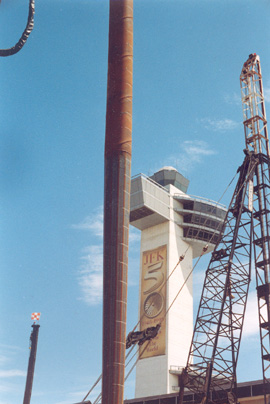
{"left": 179, "top": 54, "right": 270, "bottom": 404}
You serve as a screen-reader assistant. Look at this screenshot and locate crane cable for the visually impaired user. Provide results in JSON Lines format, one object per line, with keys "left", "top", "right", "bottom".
{"left": 81, "top": 345, "right": 137, "bottom": 402}
{"left": 82, "top": 253, "right": 191, "bottom": 401}
{"left": 122, "top": 244, "right": 212, "bottom": 389}
{"left": 0, "top": 0, "right": 35, "bottom": 57}
{"left": 82, "top": 254, "right": 185, "bottom": 401}
{"left": 91, "top": 340, "right": 155, "bottom": 404}
{"left": 120, "top": 171, "right": 243, "bottom": 390}
{"left": 122, "top": 169, "right": 242, "bottom": 384}
{"left": 83, "top": 170, "right": 239, "bottom": 402}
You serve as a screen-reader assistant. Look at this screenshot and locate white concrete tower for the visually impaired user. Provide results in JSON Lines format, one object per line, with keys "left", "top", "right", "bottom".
{"left": 129, "top": 167, "right": 226, "bottom": 399}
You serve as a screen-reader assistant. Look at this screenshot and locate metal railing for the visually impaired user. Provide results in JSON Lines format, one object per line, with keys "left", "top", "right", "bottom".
{"left": 131, "top": 173, "right": 170, "bottom": 193}
{"left": 174, "top": 193, "right": 227, "bottom": 210}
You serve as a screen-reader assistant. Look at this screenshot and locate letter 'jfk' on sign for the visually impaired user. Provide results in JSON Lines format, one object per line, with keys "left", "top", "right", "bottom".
{"left": 140, "top": 245, "right": 167, "bottom": 358}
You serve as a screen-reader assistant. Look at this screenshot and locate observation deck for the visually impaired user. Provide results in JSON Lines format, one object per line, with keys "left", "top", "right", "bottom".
{"left": 174, "top": 194, "right": 226, "bottom": 255}
{"left": 130, "top": 167, "right": 227, "bottom": 257}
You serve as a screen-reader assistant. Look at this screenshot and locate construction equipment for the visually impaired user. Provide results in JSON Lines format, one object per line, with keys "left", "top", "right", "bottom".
{"left": 178, "top": 54, "right": 270, "bottom": 404}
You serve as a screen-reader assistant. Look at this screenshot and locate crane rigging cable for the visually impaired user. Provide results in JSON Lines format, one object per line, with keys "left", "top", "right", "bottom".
{"left": 92, "top": 340, "right": 153, "bottom": 404}
{"left": 121, "top": 247, "right": 213, "bottom": 393}
{"left": 81, "top": 346, "right": 138, "bottom": 402}
{"left": 0, "top": 0, "right": 35, "bottom": 57}
{"left": 122, "top": 232, "right": 232, "bottom": 389}
{"left": 121, "top": 169, "right": 246, "bottom": 385}
{"left": 81, "top": 245, "right": 203, "bottom": 402}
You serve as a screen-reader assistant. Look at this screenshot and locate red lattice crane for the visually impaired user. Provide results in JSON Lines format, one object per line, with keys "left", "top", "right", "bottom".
{"left": 178, "top": 54, "right": 270, "bottom": 404}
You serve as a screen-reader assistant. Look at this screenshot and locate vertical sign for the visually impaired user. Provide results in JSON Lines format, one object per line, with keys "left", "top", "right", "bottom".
{"left": 139, "top": 245, "right": 167, "bottom": 358}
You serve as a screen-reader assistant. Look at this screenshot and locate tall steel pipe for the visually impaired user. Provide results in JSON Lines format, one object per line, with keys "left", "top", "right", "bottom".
{"left": 23, "top": 324, "right": 40, "bottom": 404}
{"left": 102, "top": 1, "right": 133, "bottom": 404}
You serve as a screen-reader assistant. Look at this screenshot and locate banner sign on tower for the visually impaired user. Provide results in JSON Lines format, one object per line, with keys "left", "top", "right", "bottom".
{"left": 140, "top": 245, "right": 167, "bottom": 359}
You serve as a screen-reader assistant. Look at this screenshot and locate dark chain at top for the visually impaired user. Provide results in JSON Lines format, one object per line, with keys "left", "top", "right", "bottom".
{"left": 0, "top": 0, "right": 35, "bottom": 57}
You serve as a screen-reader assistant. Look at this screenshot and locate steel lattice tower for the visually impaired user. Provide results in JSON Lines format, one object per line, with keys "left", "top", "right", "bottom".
{"left": 179, "top": 54, "right": 270, "bottom": 404}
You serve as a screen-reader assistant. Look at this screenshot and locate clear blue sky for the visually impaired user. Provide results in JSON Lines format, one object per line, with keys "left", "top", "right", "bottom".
{"left": 1, "top": 1, "right": 270, "bottom": 403}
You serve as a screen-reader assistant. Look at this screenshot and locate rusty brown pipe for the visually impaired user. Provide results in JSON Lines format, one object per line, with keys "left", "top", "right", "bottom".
{"left": 23, "top": 324, "right": 40, "bottom": 404}
{"left": 102, "top": 1, "right": 133, "bottom": 404}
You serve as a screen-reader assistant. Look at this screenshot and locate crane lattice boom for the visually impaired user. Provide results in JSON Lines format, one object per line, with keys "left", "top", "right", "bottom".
{"left": 179, "top": 54, "right": 270, "bottom": 404}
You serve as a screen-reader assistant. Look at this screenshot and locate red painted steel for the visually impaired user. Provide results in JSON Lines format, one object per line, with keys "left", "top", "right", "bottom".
{"left": 102, "top": 1, "right": 133, "bottom": 404}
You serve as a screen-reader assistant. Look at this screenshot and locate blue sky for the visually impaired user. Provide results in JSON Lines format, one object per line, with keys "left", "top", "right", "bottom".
{"left": 1, "top": 0, "right": 270, "bottom": 403}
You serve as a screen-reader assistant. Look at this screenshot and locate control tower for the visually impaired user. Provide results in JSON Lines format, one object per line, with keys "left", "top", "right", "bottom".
{"left": 129, "top": 167, "right": 226, "bottom": 398}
